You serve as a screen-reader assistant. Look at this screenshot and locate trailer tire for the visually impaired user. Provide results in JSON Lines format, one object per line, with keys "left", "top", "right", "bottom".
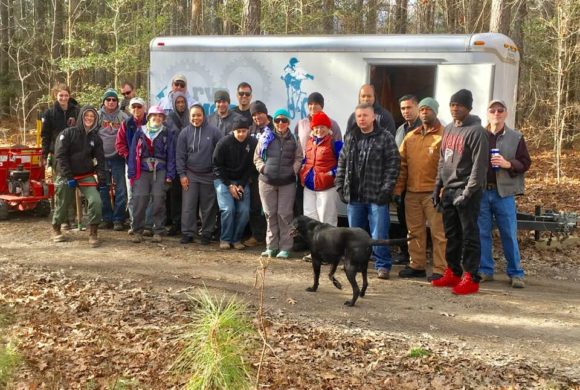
{"left": 0, "top": 201, "right": 9, "bottom": 221}
{"left": 33, "top": 199, "right": 51, "bottom": 218}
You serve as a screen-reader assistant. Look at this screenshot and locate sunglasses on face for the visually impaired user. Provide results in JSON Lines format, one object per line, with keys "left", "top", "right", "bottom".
{"left": 488, "top": 108, "right": 505, "bottom": 114}
{"left": 173, "top": 81, "right": 186, "bottom": 88}
{"left": 105, "top": 98, "right": 118, "bottom": 102}
{"left": 121, "top": 90, "right": 132, "bottom": 96}
{"left": 274, "top": 117, "right": 289, "bottom": 124}
{"left": 238, "top": 91, "right": 251, "bottom": 97}
{"left": 131, "top": 105, "right": 143, "bottom": 109}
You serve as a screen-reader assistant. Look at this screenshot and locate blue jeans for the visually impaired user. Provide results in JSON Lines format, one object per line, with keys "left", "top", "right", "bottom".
{"left": 214, "top": 180, "right": 251, "bottom": 243}
{"left": 99, "top": 155, "right": 127, "bottom": 223}
{"left": 347, "top": 201, "right": 391, "bottom": 270}
{"left": 478, "top": 189, "right": 524, "bottom": 278}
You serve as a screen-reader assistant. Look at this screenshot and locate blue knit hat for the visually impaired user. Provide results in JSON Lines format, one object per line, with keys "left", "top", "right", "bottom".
{"left": 418, "top": 97, "right": 439, "bottom": 115}
{"left": 273, "top": 108, "right": 291, "bottom": 119}
{"left": 102, "top": 88, "right": 119, "bottom": 102}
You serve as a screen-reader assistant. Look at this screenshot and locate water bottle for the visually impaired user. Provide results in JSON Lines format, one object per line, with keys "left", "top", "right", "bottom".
{"left": 490, "top": 148, "right": 500, "bottom": 172}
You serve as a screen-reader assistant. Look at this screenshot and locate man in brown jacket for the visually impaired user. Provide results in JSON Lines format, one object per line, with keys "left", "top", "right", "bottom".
{"left": 394, "top": 97, "right": 447, "bottom": 281}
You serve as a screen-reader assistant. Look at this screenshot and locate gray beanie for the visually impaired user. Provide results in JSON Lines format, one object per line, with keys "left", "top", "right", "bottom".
{"left": 418, "top": 97, "right": 439, "bottom": 115}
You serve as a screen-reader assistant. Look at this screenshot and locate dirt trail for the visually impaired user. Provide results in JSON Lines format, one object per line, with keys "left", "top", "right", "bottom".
{"left": 2, "top": 218, "right": 579, "bottom": 381}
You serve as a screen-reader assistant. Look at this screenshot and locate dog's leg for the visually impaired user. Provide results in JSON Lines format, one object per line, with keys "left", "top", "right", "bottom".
{"left": 343, "top": 263, "right": 360, "bottom": 307}
{"left": 328, "top": 262, "right": 342, "bottom": 290}
{"left": 360, "top": 264, "right": 368, "bottom": 298}
{"left": 306, "top": 259, "right": 321, "bottom": 292}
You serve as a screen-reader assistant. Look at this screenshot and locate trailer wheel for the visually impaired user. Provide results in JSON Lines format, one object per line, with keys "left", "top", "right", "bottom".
{"left": 0, "top": 201, "right": 8, "bottom": 221}
{"left": 33, "top": 199, "right": 52, "bottom": 218}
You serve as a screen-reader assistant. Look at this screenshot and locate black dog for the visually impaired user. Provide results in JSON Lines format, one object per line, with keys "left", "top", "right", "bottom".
{"left": 292, "top": 215, "right": 409, "bottom": 307}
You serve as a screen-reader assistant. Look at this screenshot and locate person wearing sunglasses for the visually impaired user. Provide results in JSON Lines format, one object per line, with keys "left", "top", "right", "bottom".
{"left": 158, "top": 73, "right": 197, "bottom": 113}
{"left": 478, "top": 100, "right": 531, "bottom": 289}
{"left": 431, "top": 89, "right": 488, "bottom": 295}
{"left": 254, "top": 109, "right": 303, "bottom": 259}
{"left": 119, "top": 81, "right": 136, "bottom": 113}
{"left": 232, "top": 82, "right": 253, "bottom": 122}
{"left": 98, "top": 88, "right": 129, "bottom": 231}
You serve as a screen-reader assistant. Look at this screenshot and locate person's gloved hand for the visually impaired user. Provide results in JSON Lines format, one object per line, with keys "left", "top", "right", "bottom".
{"left": 392, "top": 194, "right": 402, "bottom": 207}
{"left": 431, "top": 186, "right": 442, "bottom": 207}
{"left": 453, "top": 193, "right": 469, "bottom": 208}
{"left": 378, "top": 193, "right": 392, "bottom": 205}
{"left": 337, "top": 188, "right": 347, "bottom": 204}
{"left": 67, "top": 179, "right": 77, "bottom": 188}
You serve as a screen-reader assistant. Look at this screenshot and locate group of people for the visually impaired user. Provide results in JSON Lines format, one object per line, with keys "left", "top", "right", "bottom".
{"left": 41, "top": 75, "right": 531, "bottom": 295}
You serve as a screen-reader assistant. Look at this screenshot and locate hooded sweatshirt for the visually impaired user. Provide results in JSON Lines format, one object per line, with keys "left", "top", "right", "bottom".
{"left": 165, "top": 91, "right": 189, "bottom": 137}
{"left": 176, "top": 104, "right": 222, "bottom": 183}
{"left": 436, "top": 114, "right": 489, "bottom": 198}
{"left": 54, "top": 106, "right": 106, "bottom": 184}
{"left": 98, "top": 106, "right": 128, "bottom": 158}
{"left": 41, "top": 98, "right": 80, "bottom": 158}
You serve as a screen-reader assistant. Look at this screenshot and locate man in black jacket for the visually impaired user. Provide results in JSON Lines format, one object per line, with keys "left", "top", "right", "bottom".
{"left": 213, "top": 116, "right": 258, "bottom": 249}
{"left": 52, "top": 106, "right": 106, "bottom": 247}
{"left": 346, "top": 84, "right": 396, "bottom": 137}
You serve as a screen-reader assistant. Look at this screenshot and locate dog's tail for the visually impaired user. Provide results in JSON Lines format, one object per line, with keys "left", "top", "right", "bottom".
{"left": 370, "top": 237, "right": 412, "bottom": 247}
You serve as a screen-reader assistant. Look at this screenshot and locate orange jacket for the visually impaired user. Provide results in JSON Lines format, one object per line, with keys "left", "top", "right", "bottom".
{"left": 299, "top": 135, "right": 338, "bottom": 191}
{"left": 395, "top": 122, "right": 444, "bottom": 195}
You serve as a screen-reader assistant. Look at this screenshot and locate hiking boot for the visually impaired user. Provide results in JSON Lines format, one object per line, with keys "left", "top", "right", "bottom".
{"left": 200, "top": 235, "right": 211, "bottom": 245}
{"left": 427, "top": 273, "right": 443, "bottom": 282}
{"left": 180, "top": 235, "right": 193, "bottom": 244}
{"left": 243, "top": 236, "right": 263, "bottom": 247}
{"left": 398, "top": 266, "right": 427, "bottom": 278}
{"left": 452, "top": 272, "right": 479, "bottom": 295}
{"left": 151, "top": 234, "right": 162, "bottom": 243}
{"left": 113, "top": 222, "right": 124, "bottom": 231}
{"left": 232, "top": 242, "right": 245, "bottom": 250}
{"left": 377, "top": 268, "right": 390, "bottom": 280}
{"left": 132, "top": 233, "right": 143, "bottom": 243}
{"left": 302, "top": 253, "right": 312, "bottom": 262}
{"left": 276, "top": 250, "right": 290, "bottom": 259}
{"left": 511, "top": 276, "right": 525, "bottom": 289}
{"left": 392, "top": 252, "right": 410, "bottom": 265}
{"left": 261, "top": 249, "right": 277, "bottom": 258}
{"left": 219, "top": 241, "right": 231, "bottom": 250}
{"left": 480, "top": 273, "right": 494, "bottom": 282}
{"left": 127, "top": 228, "right": 134, "bottom": 235}
{"left": 99, "top": 221, "right": 113, "bottom": 230}
{"left": 431, "top": 268, "right": 462, "bottom": 287}
{"left": 142, "top": 229, "right": 153, "bottom": 237}
{"left": 167, "top": 225, "right": 181, "bottom": 236}
{"left": 88, "top": 224, "right": 99, "bottom": 248}
{"left": 52, "top": 224, "right": 66, "bottom": 243}
{"left": 61, "top": 222, "right": 72, "bottom": 231}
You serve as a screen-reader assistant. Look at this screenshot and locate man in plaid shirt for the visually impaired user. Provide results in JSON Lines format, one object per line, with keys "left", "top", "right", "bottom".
{"left": 336, "top": 103, "right": 400, "bottom": 280}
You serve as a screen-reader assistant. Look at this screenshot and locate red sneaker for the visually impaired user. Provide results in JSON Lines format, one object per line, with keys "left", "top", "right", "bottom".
{"left": 431, "top": 268, "right": 462, "bottom": 287}
{"left": 452, "top": 272, "right": 479, "bottom": 295}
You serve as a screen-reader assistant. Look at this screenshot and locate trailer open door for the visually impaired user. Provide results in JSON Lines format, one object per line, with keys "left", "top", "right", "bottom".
{"left": 434, "top": 63, "right": 495, "bottom": 125}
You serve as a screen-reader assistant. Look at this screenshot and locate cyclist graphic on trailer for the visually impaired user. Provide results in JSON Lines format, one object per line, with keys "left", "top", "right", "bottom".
{"left": 281, "top": 57, "right": 314, "bottom": 119}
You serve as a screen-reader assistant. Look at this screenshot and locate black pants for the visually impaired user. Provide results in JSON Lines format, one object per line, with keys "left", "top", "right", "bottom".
{"left": 169, "top": 179, "right": 182, "bottom": 229}
{"left": 441, "top": 188, "right": 482, "bottom": 281}
{"left": 248, "top": 178, "right": 266, "bottom": 241}
{"left": 395, "top": 191, "right": 409, "bottom": 255}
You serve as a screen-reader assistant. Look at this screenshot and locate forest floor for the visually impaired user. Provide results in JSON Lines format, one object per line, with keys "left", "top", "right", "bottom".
{"left": 0, "top": 131, "right": 579, "bottom": 388}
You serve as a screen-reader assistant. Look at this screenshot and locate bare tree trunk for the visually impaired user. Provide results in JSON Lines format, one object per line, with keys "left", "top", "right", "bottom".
{"left": 243, "top": 0, "right": 260, "bottom": 35}
{"left": 366, "top": 0, "right": 377, "bottom": 33}
{"left": 511, "top": 0, "right": 527, "bottom": 56}
{"left": 0, "top": 0, "right": 10, "bottom": 117}
{"left": 418, "top": 0, "right": 435, "bottom": 33}
{"left": 490, "top": 0, "right": 510, "bottom": 34}
{"left": 395, "top": 0, "right": 408, "bottom": 33}
{"left": 353, "top": 0, "right": 364, "bottom": 33}
{"left": 323, "top": 0, "right": 335, "bottom": 33}
{"left": 191, "top": 0, "right": 203, "bottom": 34}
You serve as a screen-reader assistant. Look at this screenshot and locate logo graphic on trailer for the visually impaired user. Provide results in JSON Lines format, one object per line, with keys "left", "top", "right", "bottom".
{"left": 281, "top": 57, "right": 314, "bottom": 120}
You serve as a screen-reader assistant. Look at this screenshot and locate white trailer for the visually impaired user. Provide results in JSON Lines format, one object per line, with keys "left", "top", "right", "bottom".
{"left": 149, "top": 33, "right": 520, "bottom": 129}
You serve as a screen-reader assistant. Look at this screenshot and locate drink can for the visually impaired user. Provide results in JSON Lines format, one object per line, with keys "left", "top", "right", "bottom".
{"left": 490, "top": 148, "right": 500, "bottom": 170}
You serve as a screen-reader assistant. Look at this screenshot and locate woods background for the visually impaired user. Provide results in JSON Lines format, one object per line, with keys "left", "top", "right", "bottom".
{"left": 0, "top": 0, "right": 577, "bottom": 154}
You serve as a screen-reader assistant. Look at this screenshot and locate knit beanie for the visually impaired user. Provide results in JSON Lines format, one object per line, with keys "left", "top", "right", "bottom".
{"left": 232, "top": 115, "right": 252, "bottom": 130}
{"left": 250, "top": 100, "right": 268, "bottom": 115}
{"left": 307, "top": 92, "right": 324, "bottom": 108}
{"left": 450, "top": 89, "right": 473, "bottom": 110}
{"left": 418, "top": 97, "right": 439, "bottom": 115}
{"left": 102, "top": 88, "right": 119, "bottom": 102}
{"left": 214, "top": 90, "right": 230, "bottom": 103}
{"left": 273, "top": 108, "right": 291, "bottom": 119}
{"left": 310, "top": 111, "right": 331, "bottom": 129}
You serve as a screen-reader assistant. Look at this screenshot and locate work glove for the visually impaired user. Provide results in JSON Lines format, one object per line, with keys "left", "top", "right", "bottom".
{"left": 392, "top": 195, "right": 402, "bottom": 207}
{"left": 431, "top": 186, "right": 442, "bottom": 208}
{"left": 337, "top": 188, "right": 347, "bottom": 204}
{"left": 67, "top": 179, "right": 77, "bottom": 188}
{"left": 452, "top": 193, "right": 469, "bottom": 208}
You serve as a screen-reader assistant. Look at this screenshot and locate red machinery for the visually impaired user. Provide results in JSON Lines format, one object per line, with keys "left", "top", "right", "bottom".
{"left": 0, "top": 146, "right": 54, "bottom": 220}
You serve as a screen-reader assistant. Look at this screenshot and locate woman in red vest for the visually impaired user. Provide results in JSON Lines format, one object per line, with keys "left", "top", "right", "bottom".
{"left": 299, "top": 111, "right": 343, "bottom": 226}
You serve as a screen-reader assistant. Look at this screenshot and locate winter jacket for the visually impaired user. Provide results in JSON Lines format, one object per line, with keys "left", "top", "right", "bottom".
{"left": 436, "top": 115, "right": 489, "bottom": 198}
{"left": 299, "top": 135, "right": 343, "bottom": 191}
{"left": 116, "top": 115, "right": 146, "bottom": 160}
{"left": 158, "top": 90, "right": 197, "bottom": 113}
{"left": 294, "top": 115, "right": 342, "bottom": 151}
{"left": 54, "top": 106, "right": 106, "bottom": 184}
{"left": 98, "top": 107, "right": 128, "bottom": 158}
{"left": 165, "top": 91, "right": 189, "bottom": 136}
{"left": 232, "top": 106, "right": 252, "bottom": 123}
{"left": 254, "top": 130, "right": 303, "bottom": 187}
{"left": 395, "top": 117, "right": 422, "bottom": 148}
{"left": 41, "top": 98, "right": 80, "bottom": 158}
{"left": 127, "top": 125, "right": 175, "bottom": 181}
{"left": 336, "top": 120, "right": 400, "bottom": 205}
{"left": 346, "top": 101, "right": 397, "bottom": 138}
{"left": 208, "top": 110, "right": 239, "bottom": 136}
{"left": 213, "top": 134, "right": 258, "bottom": 187}
{"left": 176, "top": 106, "right": 222, "bottom": 180}
{"left": 394, "top": 121, "right": 444, "bottom": 195}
